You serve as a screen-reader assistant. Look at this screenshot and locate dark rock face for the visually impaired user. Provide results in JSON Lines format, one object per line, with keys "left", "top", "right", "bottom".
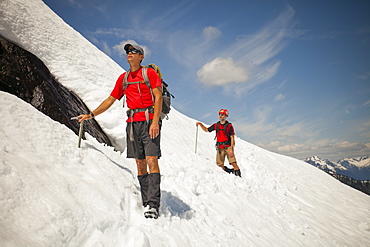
{"left": 0, "top": 36, "right": 112, "bottom": 146}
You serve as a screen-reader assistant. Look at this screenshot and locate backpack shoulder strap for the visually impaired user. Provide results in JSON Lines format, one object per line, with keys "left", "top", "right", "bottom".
{"left": 141, "top": 66, "right": 154, "bottom": 103}
{"left": 122, "top": 70, "right": 130, "bottom": 91}
{"left": 143, "top": 65, "right": 164, "bottom": 90}
{"left": 141, "top": 66, "right": 151, "bottom": 89}
{"left": 224, "top": 121, "right": 230, "bottom": 130}
{"left": 225, "top": 121, "right": 233, "bottom": 137}
{"left": 215, "top": 121, "right": 221, "bottom": 132}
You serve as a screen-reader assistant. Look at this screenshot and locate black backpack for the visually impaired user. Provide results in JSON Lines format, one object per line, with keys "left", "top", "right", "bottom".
{"left": 214, "top": 121, "right": 233, "bottom": 147}
{"left": 123, "top": 64, "right": 174, "bottom": 120}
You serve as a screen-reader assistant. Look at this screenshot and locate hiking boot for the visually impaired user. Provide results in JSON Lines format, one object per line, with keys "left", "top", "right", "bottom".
{"left": 224, "top": 166, "right": 234, "bottom": 174}
{"left": 233, "top": 169, "right": 241, "bottom": 177}
{"left": 144, "top": 206, "right": 159, "bottom": 219}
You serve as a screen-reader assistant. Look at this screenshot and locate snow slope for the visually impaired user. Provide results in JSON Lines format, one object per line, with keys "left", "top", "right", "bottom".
{"left": 2, "top": 91, "right": 370, "bottom": 246}
{"left": 1, "top": 0, "right": 370, "bottom": 246}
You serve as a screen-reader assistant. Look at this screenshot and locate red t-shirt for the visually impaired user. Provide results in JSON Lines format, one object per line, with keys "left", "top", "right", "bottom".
{"left": 110, "top": 67, "right": 162, "bottom": 122}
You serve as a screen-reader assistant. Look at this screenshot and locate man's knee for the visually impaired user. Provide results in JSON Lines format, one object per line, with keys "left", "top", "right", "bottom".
{"left": 146, "top": 156, "right": 160, "bottom": 173}
{"left": 136, "top": 159, "right": 148, "bottom": 175}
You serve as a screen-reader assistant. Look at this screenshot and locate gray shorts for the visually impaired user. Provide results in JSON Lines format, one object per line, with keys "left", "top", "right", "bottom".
{"left": 126, "top": 120, "right": 161, "bottom": 159}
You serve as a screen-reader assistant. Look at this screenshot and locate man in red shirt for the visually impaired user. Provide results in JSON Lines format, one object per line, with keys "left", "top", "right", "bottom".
{"left": 196, "top": 109, "right": 241, "bottom": 177}
{"left": 78, "top": 43, "right": 163, "bottom": 218}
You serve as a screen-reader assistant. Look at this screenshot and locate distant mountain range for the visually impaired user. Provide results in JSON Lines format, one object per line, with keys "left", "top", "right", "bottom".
{"left": 304, "top": 156, "right": 370, "bottom": 181}
{"left": 304, "top": 156, "right": 370, "bottom": 195}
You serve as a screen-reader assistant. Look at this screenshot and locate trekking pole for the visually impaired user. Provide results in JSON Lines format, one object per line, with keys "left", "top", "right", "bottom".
{"left": 71, "top": 116, "right": 84, "bottom": 148}
{"left": 77, "top": 120, "right": 84, "bottom": 148}
{"left": 195, "top": 125, "right": 199, "bottom": 153}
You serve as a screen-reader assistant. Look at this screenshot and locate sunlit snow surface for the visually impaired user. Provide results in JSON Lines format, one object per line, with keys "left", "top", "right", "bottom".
{"left": 0, "top": 0, "right": 369, "bottom": 246}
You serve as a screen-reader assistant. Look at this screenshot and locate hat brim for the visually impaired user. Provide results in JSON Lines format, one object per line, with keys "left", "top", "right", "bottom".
{"left": 124, "top": 43, "right": 144, "bottom": 55}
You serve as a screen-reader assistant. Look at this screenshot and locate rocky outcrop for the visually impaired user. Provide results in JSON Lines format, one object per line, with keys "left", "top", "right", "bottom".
{"left": 0, "top": 36, "right": 112, "bottom": 146}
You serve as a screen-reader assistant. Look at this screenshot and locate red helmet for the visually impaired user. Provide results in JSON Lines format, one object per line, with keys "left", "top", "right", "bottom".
{"left": 219, "top": 109, "right": 229, "bottom": 116}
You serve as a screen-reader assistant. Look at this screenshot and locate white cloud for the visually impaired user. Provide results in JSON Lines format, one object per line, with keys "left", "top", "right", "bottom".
{"left": 202, "top": 26, "right": 221, "bottom": 40}
{"left": 197, "top": 57, "right": 249, "bottom": 86}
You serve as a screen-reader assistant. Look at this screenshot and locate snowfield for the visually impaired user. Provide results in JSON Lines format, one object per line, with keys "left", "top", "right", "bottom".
{"left": 1, "top": 0, "right": 369, "bottom": 246}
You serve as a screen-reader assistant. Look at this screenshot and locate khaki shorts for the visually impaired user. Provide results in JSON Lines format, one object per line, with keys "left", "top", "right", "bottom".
{"left": 216, "top": 146, "right": 236, "bottom": 167}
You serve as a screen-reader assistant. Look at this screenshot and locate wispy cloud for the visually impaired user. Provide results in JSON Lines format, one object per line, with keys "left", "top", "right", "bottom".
{"left": 237, "top": 108, "right": 370, "bottom": 161}
{"left": 357, "top": 71, "right": 370, "bottom": 80}
{"left": 358, "top": 120, "right": 370, "bottom": 139}
{"left": 196, "top": 6, "right": 296, "bottom": 94}
{"left": 67, "top": 0, "right": 81, "bottom": 8}
{"left": 101, "top": 41, "right": 112, "bottom": 56}
{"left": 274, "top": 94, "right": 285, "bottom": 102}
{"left": 270, "top": 141, "right": 370, "bottom": 161}
{"left": 296, "top": 30, "right": 349, "bottom": 41}
{"left": 234, "top": 104, "right": 320, "bottom": 142}
{"left": 94, "top": 28, "right": 161, "bottom": 43}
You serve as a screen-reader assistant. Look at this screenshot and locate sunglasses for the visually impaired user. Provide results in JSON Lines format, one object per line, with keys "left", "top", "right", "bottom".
{"left": 126, "top": 48, "right": 141, "bottom": 54}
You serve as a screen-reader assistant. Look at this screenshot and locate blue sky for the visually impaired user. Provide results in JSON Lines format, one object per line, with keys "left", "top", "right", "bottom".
{"left": 42, "top": 0, "right": 370, "bottom": 161}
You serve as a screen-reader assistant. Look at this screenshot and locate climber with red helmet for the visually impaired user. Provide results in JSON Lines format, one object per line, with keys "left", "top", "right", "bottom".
{"left": 196, "top": 109, "right": 241, "bottom": 177}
